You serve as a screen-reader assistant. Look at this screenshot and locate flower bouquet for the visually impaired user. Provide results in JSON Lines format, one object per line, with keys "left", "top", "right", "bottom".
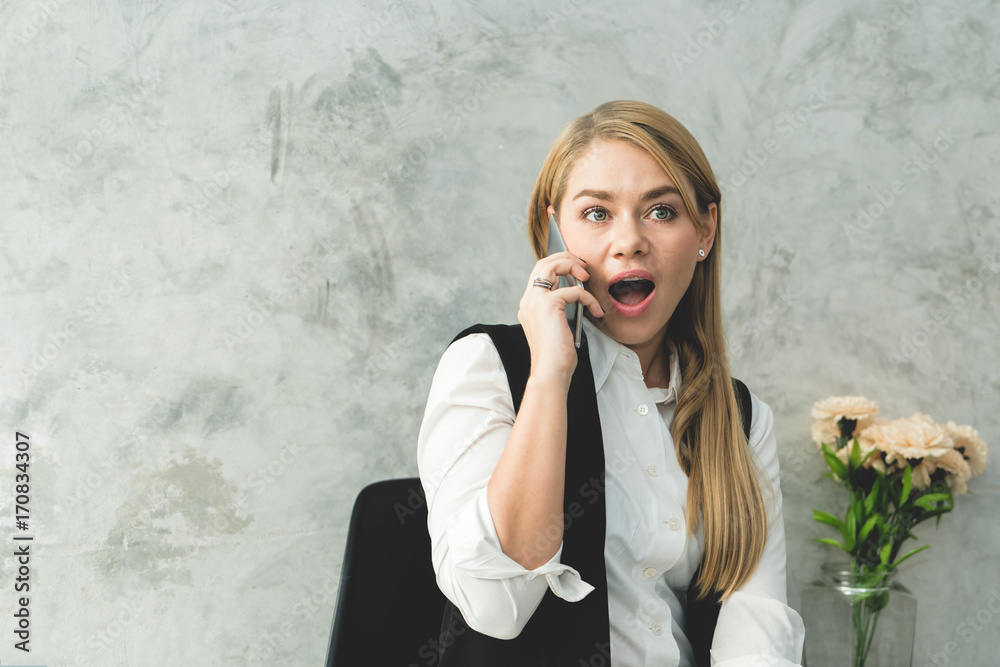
{"left": 807, "top": 396, "right": 988, "bottom": 666}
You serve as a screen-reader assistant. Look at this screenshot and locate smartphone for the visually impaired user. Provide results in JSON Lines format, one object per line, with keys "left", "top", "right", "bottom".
{"left": 546, "top": 214, "right": 584, "bottom": 348}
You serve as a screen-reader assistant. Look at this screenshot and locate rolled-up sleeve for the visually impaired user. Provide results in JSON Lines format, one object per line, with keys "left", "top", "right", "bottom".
{"left": 417, "top": 333, "right": 595, "bottom": 640}
{"left": 710, "top": 392, "right": 805, "bottom": 666}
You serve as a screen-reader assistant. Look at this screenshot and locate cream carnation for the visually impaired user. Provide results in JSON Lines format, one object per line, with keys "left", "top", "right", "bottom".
{"left": 811, "top": 396, "right": 881, "bottom": 446}
{"left": 911, "top": 459, "right": 933, "bottom": 491}
{"left": 811, "top": 395, "right": 880, "bottom": 422}
{"left": 811, "top": 419, "right": 841, "bottom": 447}
{"left": 949, "top": 475, "right": 968, "bottom": 495}
{"left": 857, "top": 429, "right": 888, "bottom": 472}
{"left": 934, "top": 449, "right": 972, "bottom": 495}
{"left": 944, "top": 421, "right": 988, "bottom": 477}
{"left": 860, "top": 415, "right": 954, "bottom": 465}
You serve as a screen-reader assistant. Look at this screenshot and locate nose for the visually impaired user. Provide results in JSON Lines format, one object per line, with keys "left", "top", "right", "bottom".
{"left": 610, "top": 215, "right": 648, "bottom": 257}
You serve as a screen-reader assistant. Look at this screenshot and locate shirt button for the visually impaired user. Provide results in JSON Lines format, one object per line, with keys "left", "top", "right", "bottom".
{"left": 646, "top": 465, "right": 659, "bottom": 477}
{"left": 636, "top": 404, "right": 649, "bottom": 416}
{"left": 651, "top": 622, "right": 663, "bottom": 636}
{"left": 667, "top": 518, "right": 681, "bottom": 531}
{"left": 643, "top": 567, "right": 657, "bottom": 578}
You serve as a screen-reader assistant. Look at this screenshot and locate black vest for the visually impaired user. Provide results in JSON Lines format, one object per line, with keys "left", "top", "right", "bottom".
{"left": 436, "top": 324, "right": 752, "bottom": 667}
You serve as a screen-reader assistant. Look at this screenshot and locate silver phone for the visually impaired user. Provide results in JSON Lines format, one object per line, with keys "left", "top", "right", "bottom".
{"left": 546, "top": 214, "right": 584, "bottom": 348}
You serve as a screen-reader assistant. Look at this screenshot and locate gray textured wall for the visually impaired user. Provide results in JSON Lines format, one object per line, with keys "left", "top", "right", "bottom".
{"left": 1, "top": 0, "right": 997, "bottom": 664}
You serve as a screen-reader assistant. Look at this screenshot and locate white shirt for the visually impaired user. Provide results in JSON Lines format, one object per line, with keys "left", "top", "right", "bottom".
{"left": 417, "top": 317, "right": 805, "bottom": 666}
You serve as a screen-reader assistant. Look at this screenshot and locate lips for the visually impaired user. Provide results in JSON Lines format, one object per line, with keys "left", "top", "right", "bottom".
{"left": 608, "top": 269, "right": 656, "bottom": 316}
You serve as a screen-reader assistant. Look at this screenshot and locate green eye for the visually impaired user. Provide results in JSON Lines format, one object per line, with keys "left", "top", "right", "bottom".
{"left": 651, "top": 206, "right": 676, "bottom": 221}
{"left": 584, "top": 208, "right": 608, "bottom": 222}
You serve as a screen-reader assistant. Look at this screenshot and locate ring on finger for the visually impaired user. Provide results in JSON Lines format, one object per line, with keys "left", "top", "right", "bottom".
{"left": 532, "top": 276, "right": 555, "bottom": 290}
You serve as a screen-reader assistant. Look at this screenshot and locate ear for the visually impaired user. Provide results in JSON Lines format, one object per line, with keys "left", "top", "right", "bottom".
{"left": 700, "top": 202, "right": 718, "bottom": 258}
{"left": 547, "top": 204, "right": 555, "bottom": 219}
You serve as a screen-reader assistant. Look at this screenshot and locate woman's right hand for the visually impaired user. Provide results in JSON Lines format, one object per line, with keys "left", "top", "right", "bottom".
{"left": 517, "top": 251, "right": 604, "bottom": 391}
{"left": 490, "top": 251, "right": 603, "bottom": 569}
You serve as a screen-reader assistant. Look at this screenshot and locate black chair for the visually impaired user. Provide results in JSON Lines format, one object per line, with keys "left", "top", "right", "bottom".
{"left": 326, "top": 478, "right": 448, "bottom": 667}
{"left": 326, "top": 477, "right": 722, "bottom": 666}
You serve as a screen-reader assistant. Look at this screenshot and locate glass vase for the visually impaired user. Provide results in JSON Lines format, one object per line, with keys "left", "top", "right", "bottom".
{"left": 801, "top": 562, "right": 917, "bottom": 667}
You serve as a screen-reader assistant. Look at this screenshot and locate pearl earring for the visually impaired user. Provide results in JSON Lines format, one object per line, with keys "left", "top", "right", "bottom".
{"left": 698, "top": 249, "right": 705, "bottom": 257}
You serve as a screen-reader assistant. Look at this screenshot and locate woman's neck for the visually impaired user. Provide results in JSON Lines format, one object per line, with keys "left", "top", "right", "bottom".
{"left": 627, "top": 332, "right": 670, "bottom": 389}
{"left": 642, "top": 349, "right": 670, "bottom": 389}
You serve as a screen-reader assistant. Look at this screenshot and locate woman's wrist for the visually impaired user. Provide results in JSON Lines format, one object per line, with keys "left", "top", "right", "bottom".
{"left": 526, "top": 366, "right": 574, "bottom": 395}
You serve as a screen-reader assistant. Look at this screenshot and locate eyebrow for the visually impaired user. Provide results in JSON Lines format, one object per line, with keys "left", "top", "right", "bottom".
{"left": 571, "top": 185, "right": 682, "bottom": 202}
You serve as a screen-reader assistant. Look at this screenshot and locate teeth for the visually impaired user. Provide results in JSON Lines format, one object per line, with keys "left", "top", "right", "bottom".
{"left": 622, "top": 277, "right": 642, "bottom": 282}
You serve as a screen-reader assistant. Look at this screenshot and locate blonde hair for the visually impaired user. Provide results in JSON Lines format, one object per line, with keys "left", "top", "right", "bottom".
{"left": 527, "top": 100, "right": 768, "bottom": 600}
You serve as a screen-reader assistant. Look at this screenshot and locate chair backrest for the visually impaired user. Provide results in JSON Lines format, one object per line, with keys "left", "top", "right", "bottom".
{"left": 326, "top": 478, "right": 448, "bottom": 667}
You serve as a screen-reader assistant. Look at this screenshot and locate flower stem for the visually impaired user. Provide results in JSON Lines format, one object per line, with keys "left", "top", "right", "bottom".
{"left": 852, "top": 588, "right": 886, "bottom": 666}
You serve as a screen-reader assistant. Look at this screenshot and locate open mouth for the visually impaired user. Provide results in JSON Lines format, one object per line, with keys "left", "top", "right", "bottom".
{"left": 609, "top": 276, "right": 655, "bottom": 307}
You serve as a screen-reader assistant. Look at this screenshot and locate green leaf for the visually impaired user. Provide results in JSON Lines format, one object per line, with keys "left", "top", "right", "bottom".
{"left": 845, "top": 504, "right": 857, "bottom": 551}
{"left": 813, "top": 537, "right": 849, "bottom": 552}
{"left": 864, "top": 482, "right": 878, "bottom": 514}
{"left": 849, "top": 438, "right": 862, "bottom": 468}
{"left": 906, "top": 506, "right": 953, "bottom": 526}
{"left": 900, "top": 465, "right": 913, "bottom": 505}
{"left": 853, "top": 495, "right": 865, "bottom": 531}
{"left": 812, "top": 510, "right": 846, "bottom": 531}
{"left": 914, "top": 493, "right": 949, "bottom": 510}
{"left": 891, "top": 544, "right": 931, "bottom": 568}
{"left": 822, "top": 443, "right": 848, "bottom": 480}
{"left": 859, "top": 515, "right": 879, "bottom": 542}
{"left": 879, "top": 541, "right": 892, "bottom": 566}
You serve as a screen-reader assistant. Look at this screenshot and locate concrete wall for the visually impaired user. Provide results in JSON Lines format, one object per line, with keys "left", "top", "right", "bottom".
{"left": 0, "top": 0, "right": 996, "bottom": 664}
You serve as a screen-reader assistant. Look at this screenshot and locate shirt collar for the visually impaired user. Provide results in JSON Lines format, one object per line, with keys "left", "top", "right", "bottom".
{"left": 582, "top": 317, "right": 682, "bottom": 404}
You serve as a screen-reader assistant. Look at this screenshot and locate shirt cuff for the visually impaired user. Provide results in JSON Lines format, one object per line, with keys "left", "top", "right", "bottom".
{"left": 448, "top": 489, "right": 596, "bottom": 602}
{"left": 712, "top": 657, "right": 801, "bottom": 667}
{"left": 710, "top": 591, "right": 805, "bottom": 666}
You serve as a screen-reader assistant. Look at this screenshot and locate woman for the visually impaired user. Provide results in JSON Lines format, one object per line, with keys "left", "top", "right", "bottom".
{"left": 417, "top": 100, "right": 804, "bottom": 666}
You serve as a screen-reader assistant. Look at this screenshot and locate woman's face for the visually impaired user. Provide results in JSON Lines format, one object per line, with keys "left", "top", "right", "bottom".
{"left": 549, "top": 139, "right": 717, "bottom": 352}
